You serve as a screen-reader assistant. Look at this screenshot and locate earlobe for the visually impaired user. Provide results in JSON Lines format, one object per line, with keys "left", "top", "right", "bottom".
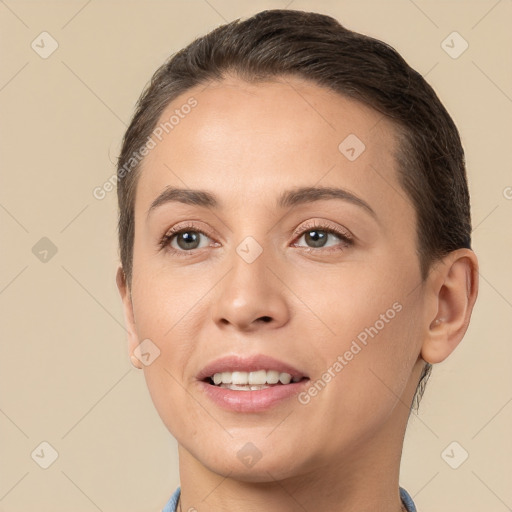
{"left": 130, "top": 353, "right": 143, "bottom": 370}
{"left": 116, "top": 265, "right": 142, "bottom": 369}
{"left": 421, "top": 249, "right": 479, "bottom": 364}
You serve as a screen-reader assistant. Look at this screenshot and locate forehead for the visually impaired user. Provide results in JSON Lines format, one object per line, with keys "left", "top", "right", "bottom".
{"left": 135, "top": 75, "right": 412, "bottom": 226}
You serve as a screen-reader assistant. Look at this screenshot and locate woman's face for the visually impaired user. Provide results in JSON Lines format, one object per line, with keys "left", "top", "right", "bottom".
{"left": 122, "top": 76, "right": 431, "bottom": 480}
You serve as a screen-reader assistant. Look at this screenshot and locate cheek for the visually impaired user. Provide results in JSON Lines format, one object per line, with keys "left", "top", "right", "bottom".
{"left": 130, "top": 261, "right": 208, "bottom": 344}
{"left": 324, "top": 283, "right": 419, "bottom": 387}
{"left": 316, "top": 299, "right": 420, "bottom": 423}
{"left": 289, "top": 261, "right": 405, "bottom": 348}
{"left": 129, "top": 271, "right": 213, "bottom": 434}
{"left": 294, "top": 268, "right": 420, "bottom": 423}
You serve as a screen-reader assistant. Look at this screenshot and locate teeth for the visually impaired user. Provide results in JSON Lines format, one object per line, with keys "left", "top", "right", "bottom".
{"left": 221, "top": 372, "right": 232, "bottom": 384}
{"left": 232, "top": 371, "right": 248, "bottom": 385}
{"left": 220, "top": 383, "right": 271, "bottom": 391}
{"left": 267, "top": 370, "right": 280, "bottom": 384}
{"left": 249, "top": 370, "right": 267, "bottom": 385}
{"left": 210, "top": 370, "right": 301, "bottom": 386}
{"left": 279, "top": 372, "right": 292, "bottom": 384}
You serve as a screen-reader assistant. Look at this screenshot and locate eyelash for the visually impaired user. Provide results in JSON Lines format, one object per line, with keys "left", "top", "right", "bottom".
{"left": 158, "top": 220, "right": 354, "bottom": 257}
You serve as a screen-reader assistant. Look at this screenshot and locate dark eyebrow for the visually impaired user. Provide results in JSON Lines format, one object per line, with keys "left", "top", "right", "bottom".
{"left": 277, "top": 186, "right": 377, "bottom": 219}
{"left": 146, "top": 187, "right": 219, "bottom": 219}
{"left": 146, "top": 185, "right": 376, "bottom": 220}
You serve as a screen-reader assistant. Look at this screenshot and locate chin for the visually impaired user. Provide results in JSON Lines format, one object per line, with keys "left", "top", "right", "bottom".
{"left": 207, "top": 461, "right": 301, "bottom": 483}
{"left": 191, "top": 443, "right": 312, "bottom": 483}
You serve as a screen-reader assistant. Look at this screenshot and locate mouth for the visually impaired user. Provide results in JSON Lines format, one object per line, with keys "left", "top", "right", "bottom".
{"left": 196, "top": 354, "right": 310, "bottom": 411}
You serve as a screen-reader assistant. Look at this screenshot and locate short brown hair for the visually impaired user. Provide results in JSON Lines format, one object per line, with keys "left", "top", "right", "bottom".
{"left": 116, "top": 9, "right": 473, "bottom": 409}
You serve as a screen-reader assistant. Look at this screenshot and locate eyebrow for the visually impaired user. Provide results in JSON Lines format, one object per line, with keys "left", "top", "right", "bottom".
{"left": 146, "top": 185, "right": 377, "bottom": 220}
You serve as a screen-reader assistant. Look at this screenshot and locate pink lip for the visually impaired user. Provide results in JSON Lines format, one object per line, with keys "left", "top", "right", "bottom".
{"left": 198, "top": 380, "right": 309, "bottom": 412}
{"left": 196, "top": 354, "right": 310, "bottom": 413}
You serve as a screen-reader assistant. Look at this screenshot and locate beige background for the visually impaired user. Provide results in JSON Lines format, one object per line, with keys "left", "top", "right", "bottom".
{"left": 0, "top": 1, "right": 511, "bottom": 511}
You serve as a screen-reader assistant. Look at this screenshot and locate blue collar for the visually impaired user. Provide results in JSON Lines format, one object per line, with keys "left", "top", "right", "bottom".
{"left": 163, "top": 486, "right": 417, "bottom": 511}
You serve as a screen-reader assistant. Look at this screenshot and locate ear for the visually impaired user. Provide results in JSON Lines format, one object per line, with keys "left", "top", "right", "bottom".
{"left": 116, "top": 266, "right": 143, "bottom": 369}
{"left": 421, "top": 248, "right": 479, "bottom": 364}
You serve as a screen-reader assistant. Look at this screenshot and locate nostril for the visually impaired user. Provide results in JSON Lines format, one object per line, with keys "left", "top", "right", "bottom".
{"left": 259, "top": 316, "right": 272, "bottom": 323}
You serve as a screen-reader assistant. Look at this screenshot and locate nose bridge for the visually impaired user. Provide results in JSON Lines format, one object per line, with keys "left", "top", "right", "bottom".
{"left": 227, "top": 234, "right": 274, "bottom": 305}
{"left": 223, "top": 197, "right": 276, "bottom": 285}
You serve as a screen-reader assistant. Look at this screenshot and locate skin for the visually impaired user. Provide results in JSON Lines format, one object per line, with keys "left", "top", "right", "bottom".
{"left": 116, "top": 75, "right": 479, "bottom": 512}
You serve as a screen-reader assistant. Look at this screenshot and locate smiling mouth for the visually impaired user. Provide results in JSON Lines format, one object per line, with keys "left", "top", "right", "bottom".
{"left": 204, "top": 369, "right": 308, "bottom": 391}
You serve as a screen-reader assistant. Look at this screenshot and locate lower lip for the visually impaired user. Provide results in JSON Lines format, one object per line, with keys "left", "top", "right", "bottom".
{"left": 198, "top": 380, "right": 310, "bottom": 412}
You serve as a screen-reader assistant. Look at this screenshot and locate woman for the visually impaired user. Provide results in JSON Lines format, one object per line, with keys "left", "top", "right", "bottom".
{"left": 115, "top": 9, "right": 479, "bottom": 512}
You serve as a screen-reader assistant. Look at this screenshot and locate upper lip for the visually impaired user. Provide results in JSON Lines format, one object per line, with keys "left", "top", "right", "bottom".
{"left": 197, "top": 354, "right": 309, "bottom": 381}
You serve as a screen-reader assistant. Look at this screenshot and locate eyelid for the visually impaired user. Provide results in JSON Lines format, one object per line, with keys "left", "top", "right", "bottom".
{"left": 291, "top": 219, "right": 354, "bottom": 241}
{"left": 162, "top": 221, "right": 213, "bottom": 239}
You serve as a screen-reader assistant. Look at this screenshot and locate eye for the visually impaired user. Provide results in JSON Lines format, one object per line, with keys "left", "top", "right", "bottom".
{"left": 159, "top": 222, "right": 216, "bottom": 256}
{"left": 292, "top": 220, "right": 353, "bottom": 253}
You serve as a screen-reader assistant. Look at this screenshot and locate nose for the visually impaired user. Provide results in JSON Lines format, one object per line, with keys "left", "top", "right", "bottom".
{"left": 210, "top": 244, "right": 290, "bottom": 332}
